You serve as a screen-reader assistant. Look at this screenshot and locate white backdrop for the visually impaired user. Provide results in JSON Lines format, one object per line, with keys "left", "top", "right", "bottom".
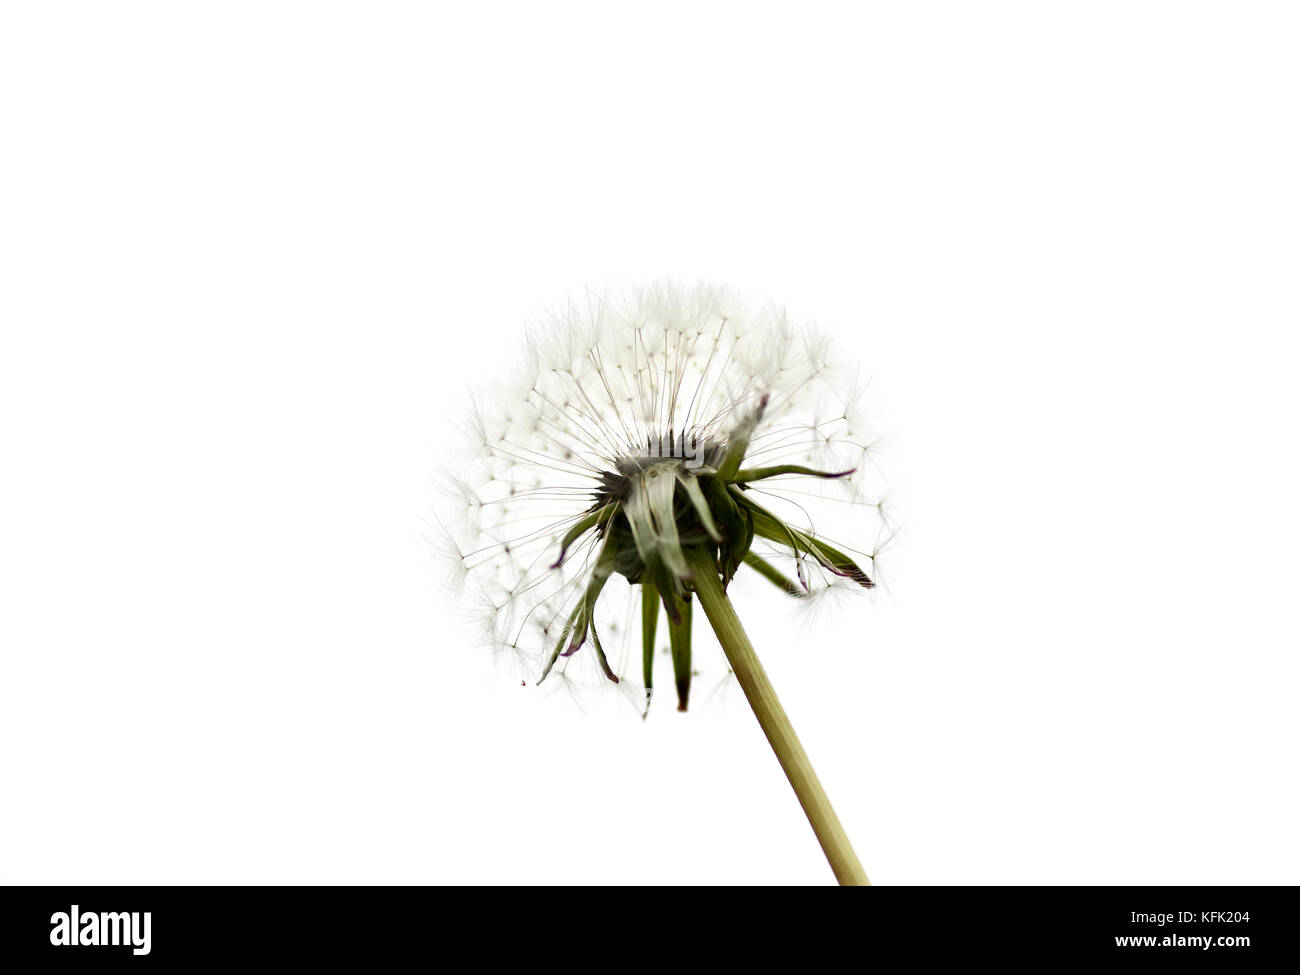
{"left": 3, "top": 2, "right": 1297, "bottom": 885}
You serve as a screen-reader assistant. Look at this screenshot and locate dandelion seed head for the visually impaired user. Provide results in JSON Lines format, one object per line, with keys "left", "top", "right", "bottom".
{"left": 438, "top": 280, "right": 895, "bottom": 703}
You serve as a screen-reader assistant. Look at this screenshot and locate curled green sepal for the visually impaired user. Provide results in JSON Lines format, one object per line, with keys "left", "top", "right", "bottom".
{"left": 730, "top": 488, "right": 875, "bottom": 589}
{"left": 665, "top": 589, "right": 693, "bottom": 711}
{"left": 550, "top": 502, "right": 618, "bottom": 568}
{"left": 539, "top": 537, "right": 621, "bottom": 685}
{"left": 732, "top": 464, "right": 855, "bottom": 483}
{"left": 698, "top": 475, "right": 751, "bottom": 587}
{"left": 641, "top": 580, "right": 659, "bottom": 716}
{"left": 675, "top": 469, "right": 722, "bottom": 542}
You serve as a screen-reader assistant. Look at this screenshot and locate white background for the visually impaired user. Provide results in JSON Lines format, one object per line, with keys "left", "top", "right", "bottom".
{"left": 3, "top": 2, "right": 1297, "bottom": 885}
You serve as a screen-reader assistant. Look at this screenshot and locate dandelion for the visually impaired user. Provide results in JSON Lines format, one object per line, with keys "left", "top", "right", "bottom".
{"left": 442, "top": 281, "right": 892, "bottom": 885}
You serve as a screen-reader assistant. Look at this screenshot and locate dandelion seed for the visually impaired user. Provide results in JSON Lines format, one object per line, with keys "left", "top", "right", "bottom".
{"left": 439, "top": 280, "right": 895, "bottom": 885}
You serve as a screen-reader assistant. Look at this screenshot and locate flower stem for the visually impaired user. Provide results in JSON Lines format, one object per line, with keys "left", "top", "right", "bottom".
{"left": 685, "top": 546, "right": 871, "bottom": 886}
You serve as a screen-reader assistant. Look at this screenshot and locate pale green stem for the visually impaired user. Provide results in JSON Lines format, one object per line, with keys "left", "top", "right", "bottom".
{"left": 686, "top": 546, "right": 870, "bottom": 886}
